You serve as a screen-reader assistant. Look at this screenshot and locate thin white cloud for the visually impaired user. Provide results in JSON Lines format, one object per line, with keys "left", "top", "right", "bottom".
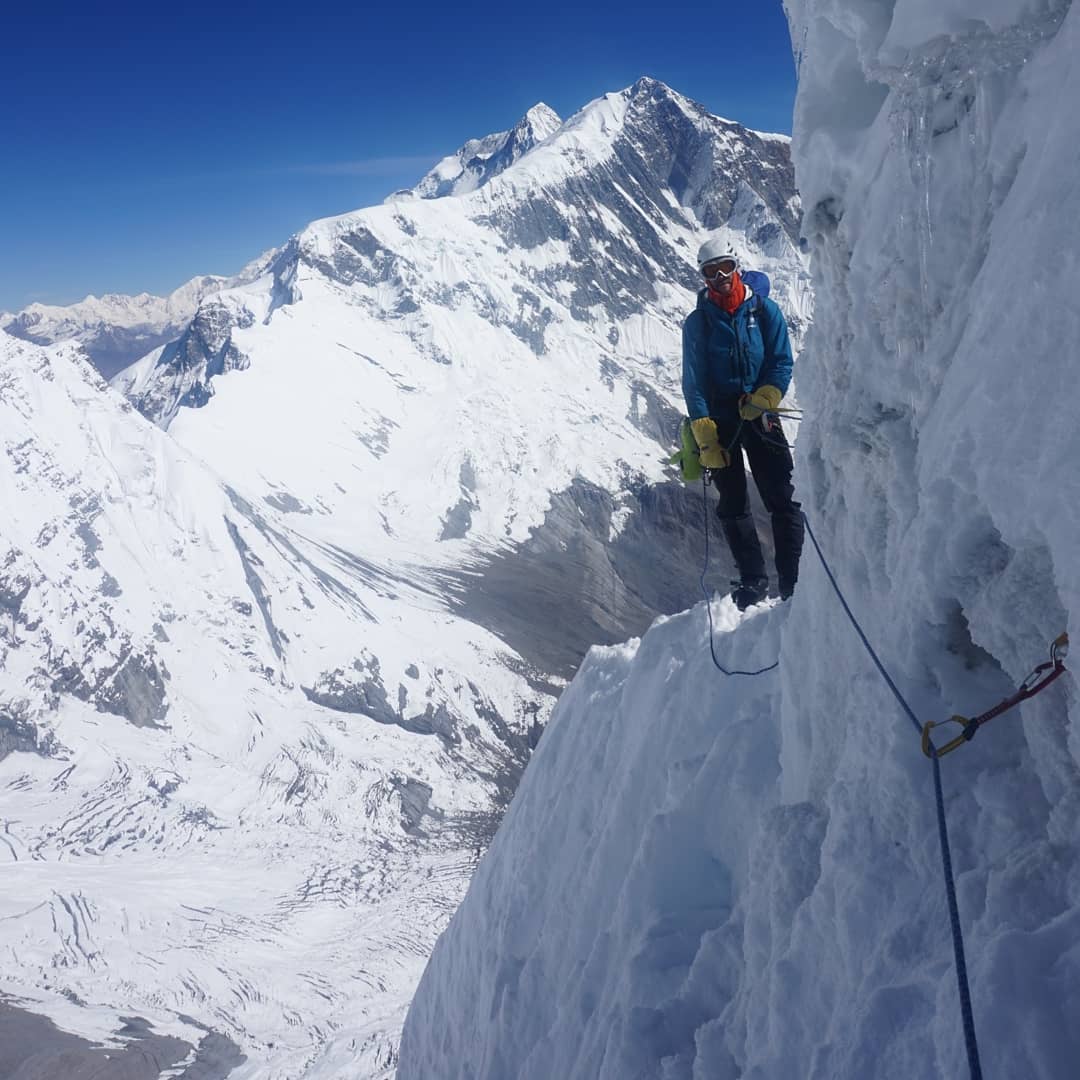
{"left": 282, "top": 156, "right": 438, "bottom": 177}
{"left": 138, "top": 156, "right": 441, "bottom": 190}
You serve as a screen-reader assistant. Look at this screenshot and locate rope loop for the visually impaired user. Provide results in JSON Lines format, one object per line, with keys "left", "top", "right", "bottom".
{"left": 697, "top": 474, "right": 779, "bottom": 678}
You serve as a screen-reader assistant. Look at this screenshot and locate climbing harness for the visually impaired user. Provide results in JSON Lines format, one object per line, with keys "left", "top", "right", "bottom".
{"left": 921, "top": 634, "right": 1069, "bottom": 757}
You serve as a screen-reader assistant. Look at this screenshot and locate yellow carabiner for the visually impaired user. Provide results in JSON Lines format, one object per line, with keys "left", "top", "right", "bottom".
{"left": 922, "top": 716, "right": 971, "bottom": 759}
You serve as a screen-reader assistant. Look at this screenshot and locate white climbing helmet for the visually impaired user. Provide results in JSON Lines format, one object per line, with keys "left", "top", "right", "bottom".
{"left": 696, "top": 236, "right": 744, "bottom": 271}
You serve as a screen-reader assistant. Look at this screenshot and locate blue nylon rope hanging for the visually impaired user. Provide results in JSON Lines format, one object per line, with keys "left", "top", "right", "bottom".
{"left": 801, "top": 514, "right": 921, "bottom": 734}
{"left": 930, "top": 747, "right": 985, "bottom": 1080}
{"left": 698, "top": 476, "right": 779, "bottom": 678}
{"left": 801, "top": 512, "right": 984, "bottom": 1080}
{"left": 689, "top": 416, "right": 984, "bottom": 1075}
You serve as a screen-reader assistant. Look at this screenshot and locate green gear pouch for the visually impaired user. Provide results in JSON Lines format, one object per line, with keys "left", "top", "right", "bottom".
{"left": 667, "top": 418, "right": 703, "bottom": 484}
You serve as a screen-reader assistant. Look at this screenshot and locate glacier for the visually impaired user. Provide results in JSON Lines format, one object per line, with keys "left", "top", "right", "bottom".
{"left": 398, "top": 3, "right": 1080, "bottom": 1079}
{"left": 0, "top": 332, "right": 538, "bottom": 1077}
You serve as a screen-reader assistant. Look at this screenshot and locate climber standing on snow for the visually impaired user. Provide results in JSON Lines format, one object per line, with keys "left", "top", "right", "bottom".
{"left": 682, "top": 237, "right": 804, "bottom": 610}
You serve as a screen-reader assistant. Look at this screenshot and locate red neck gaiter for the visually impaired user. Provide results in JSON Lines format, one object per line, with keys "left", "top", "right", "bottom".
{"left": 707, "top": 272, "right": 746, "bottom": 314}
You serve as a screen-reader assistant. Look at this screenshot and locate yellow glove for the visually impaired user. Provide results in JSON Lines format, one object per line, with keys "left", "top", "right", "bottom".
{"left": 689, "top": 417, "right": 731, "bottom": 470}
{"left": 739, "top": 385, "right": 783, "bottom": 421}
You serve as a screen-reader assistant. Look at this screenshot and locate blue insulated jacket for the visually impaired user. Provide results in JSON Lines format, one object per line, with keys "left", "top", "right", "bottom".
{"left": 681, "top": 287, "right": 794, "bottom": 420}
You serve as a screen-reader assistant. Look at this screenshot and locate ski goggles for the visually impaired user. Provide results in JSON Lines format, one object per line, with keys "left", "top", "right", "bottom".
{"left": 701, "top": 258, "right": 737, "bottom": 280}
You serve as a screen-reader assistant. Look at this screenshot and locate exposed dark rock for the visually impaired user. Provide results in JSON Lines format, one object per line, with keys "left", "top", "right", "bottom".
{"left": 0, "top": 999, "right": 245, "bottom": 1080}
{"left": 50, "top": 647, "right": 169, "bottom": 729}
{"left": 74, "top": 522, "right": 102, "bottom": 560}
{"left": 628, "top": 378, "right": 684, "bottom": 444}
{"left": 305, "top": 653, "right": 399, "bottom": 723}
{"left": 391, "top": 776, "right": 440, "bottom": 836}
{"left": 149, "top": 771, "right": 183, "bottom": 798}
{"left": 0, "top": 573, "right": 31, "bottom": 627}
{"left": 303, "top": 654, "right": 460, "bottom": 744}
{"left": 439, "top": 498, "right": 475, "bottom": 541}
{"left": 263, "top": 492, "right": 311, "bottom": 514}
{"left": 129, "top": 296, "right": 256, "bottom": 427}
{"left": 224, "top": 518, "right": 285, "bottom": 660}
{"left": 0, "top": 701, "right": 56, "bottom": 762}
{"left": 353, "top": 416, "right": 398, "bottom": 458}
{"left": 102, "top": 652, "right": 169, "bottom": 727}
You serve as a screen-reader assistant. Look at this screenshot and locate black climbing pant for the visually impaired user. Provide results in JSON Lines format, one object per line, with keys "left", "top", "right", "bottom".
{"left": 709, "top": 401, "right": 804, "bottom": 590}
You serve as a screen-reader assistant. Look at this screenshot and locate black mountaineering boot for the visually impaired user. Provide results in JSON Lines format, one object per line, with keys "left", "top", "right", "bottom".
{"left": 731, "top": 576, "right": 769, "bottom": 612}
{"left": 779, "top": 577, "right": 796, "bottom": 601}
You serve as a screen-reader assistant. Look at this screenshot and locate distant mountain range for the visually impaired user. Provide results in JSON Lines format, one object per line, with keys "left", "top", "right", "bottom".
{"left": 1, "top": 254, "right": 277, "bottom": 379}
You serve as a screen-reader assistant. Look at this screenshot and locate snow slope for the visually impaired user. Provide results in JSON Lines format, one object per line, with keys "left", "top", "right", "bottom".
{"left": 0, "top": 333, "right": 542, "bottom": 1077}
{"left": 399, "top": 4, "right": 1080, "bottom": 1078}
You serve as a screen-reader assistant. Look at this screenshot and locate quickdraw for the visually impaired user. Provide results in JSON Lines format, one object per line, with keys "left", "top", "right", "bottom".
{"left": 761, "top": 410, "right": 803, "bottom": 440}
{"left": 921, "top": 633, "right": 1069, "bottom": 758}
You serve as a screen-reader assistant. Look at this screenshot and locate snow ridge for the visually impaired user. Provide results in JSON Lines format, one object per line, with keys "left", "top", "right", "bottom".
{"left": 407, "top": 103, "right": 563, "bottom": 199}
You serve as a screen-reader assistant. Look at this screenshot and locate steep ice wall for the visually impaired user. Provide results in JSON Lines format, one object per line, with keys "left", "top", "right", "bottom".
{"left": 399, "top": 3, "right": 1080, "bottom": 1077}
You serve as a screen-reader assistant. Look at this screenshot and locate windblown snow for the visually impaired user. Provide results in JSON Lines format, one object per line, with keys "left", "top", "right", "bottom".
{"left": 399, "top": 4, "right": 1080, "bottom": 1080}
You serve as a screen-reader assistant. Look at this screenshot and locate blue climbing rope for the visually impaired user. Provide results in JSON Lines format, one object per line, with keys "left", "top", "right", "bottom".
{"left": 801, "top": 512, "right": 984, "bottom": 1080}
{"left": 930, "top": 745, "right": 985, "bottom": 1080}
{"left": 801, "top": 515, "right": 920, "bottom": 735}
{"left": 698, "top": 475, "right": 779, "bottom": 678}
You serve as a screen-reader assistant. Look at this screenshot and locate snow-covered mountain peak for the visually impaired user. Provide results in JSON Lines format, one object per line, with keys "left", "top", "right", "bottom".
{"left": 407, "top": 100, "right": 563, "bottom": 200}
{"left": 521, "top": 101, "right": 561, "bottom": 131}
{"left": 2, "top": 253, "right": 278, "bottom": 378}
{"left": 624, "top": 74, "right": 698, "bottom": 114}
{"left": 119, "top": 80, "right": 806, "bottom": 446}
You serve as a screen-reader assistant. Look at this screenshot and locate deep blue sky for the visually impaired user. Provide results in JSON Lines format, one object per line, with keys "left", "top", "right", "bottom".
{"left": 0, "top": 4, "right": 796, "bottom": 312}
